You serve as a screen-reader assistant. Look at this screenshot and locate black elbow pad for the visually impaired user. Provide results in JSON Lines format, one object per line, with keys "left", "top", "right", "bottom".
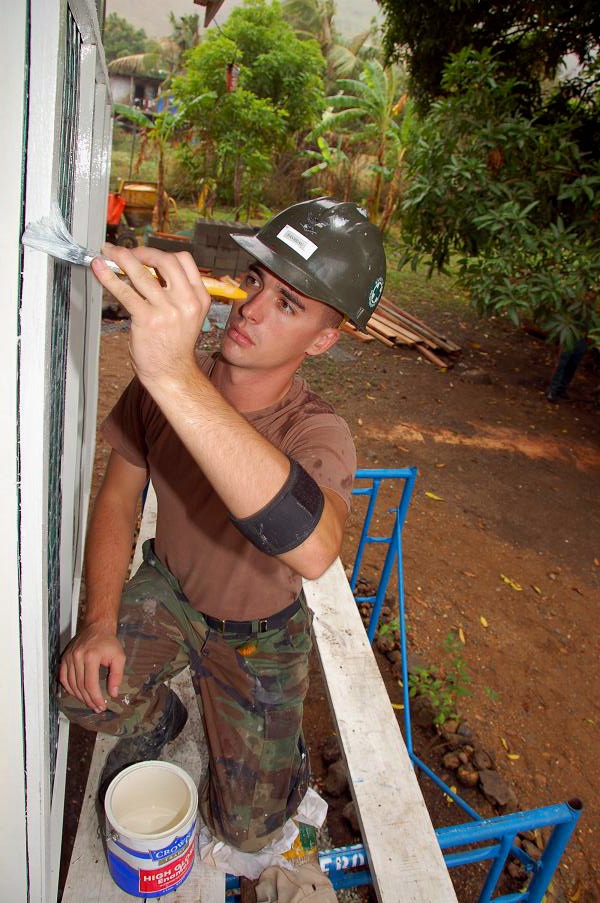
{"left": 229, "top": 458, "right": 324, "bottom": 555}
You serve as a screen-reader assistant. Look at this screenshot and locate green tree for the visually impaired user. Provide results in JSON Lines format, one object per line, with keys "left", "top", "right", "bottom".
{"left": 301, "top": 135, "right": 356, "bottom": 200}
{"left": 114, "top": 100, "right": 211, "bottom": 230}
{"left": 399, "top": 50, "right": 600, "bottom": 349}
{"left": 281, "top": 0, "right": 378, "bottom": 84}
{"left": 157, "top": 13, "right": 203, "bottom": 85}
{"left": 308, "top": 59, "right": 408, "bottom": 223}
{"left": 108, "top": 14, "right": 202, "bottom": 90}
{"left": 219, "top": 0, "right": 325, "bottom": 134}
{"left": 169, "top": 12, "right": 201, "bottom": 53}
{"left": 103, "top": 13, "right": 151, "bottom": 64}
{"left": 281, "top": 0, "right": 335, "bottom": 50}
{"left": 173, "top": 0, "right": 326, "bottom": 212}
{"left": 378, "top": 0, "right": 600, "bottom": 112}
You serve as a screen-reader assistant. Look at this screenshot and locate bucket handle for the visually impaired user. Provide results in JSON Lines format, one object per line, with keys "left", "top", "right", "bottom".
{"left": 97, "top": 824, "right": 120, "bottom": 843}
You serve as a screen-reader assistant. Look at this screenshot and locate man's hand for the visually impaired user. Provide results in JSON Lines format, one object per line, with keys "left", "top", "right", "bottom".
{"left": 91, "top": 245, "right": 210, "bottom": 389}
{"left": 59, "top": 624, "right": 126, "bottom": 714}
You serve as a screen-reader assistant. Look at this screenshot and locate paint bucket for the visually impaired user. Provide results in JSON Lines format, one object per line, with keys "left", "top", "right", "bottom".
{"left": 104, "top": 761, "right": 198, "bottom": 897}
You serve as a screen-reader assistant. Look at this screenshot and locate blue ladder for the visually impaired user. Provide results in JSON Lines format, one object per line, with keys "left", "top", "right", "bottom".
{"left": 324, "top": 467, "right": 583, "bottom": 901}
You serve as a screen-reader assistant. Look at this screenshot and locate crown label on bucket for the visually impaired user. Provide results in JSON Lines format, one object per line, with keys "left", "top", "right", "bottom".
{"left": 149, "top": 821, "right": 196, "bottom": 861}
{"left": 139, "top": 843, "right": 195, "bottom": 894}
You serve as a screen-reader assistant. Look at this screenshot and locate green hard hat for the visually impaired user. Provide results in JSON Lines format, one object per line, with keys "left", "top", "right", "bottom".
{"left": 230, "top": 197, "right": 386, "bottom": 329}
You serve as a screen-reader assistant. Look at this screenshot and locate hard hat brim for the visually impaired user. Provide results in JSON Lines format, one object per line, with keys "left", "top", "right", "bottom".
{"left": 230, "top": 232, "right": 354, "bottom": 325}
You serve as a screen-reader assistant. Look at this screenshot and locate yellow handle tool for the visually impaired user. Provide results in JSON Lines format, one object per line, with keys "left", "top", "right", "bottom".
{"left": 198, "top": 275, "right": 247, "bottom": 300}
{"left": 144, "top": 266, "right": 247, "bottom": 300}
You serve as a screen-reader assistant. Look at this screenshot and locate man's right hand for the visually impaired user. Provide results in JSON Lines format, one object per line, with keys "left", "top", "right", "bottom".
{"left": 59, "top": 624, "right": 125, "bottom": 714}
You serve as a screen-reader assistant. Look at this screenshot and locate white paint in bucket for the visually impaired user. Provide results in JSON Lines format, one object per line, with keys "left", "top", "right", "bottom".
{"left": 104, "top": 760, "right": 198, "bottom": 897}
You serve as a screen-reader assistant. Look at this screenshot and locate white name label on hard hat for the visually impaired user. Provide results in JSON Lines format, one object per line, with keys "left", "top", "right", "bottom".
{"left": 277, "top": 225, "right": 318, "bottom": 260}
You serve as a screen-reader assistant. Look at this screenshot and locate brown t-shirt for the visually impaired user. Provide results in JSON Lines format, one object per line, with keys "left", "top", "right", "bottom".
{"left": 102, "top": 353, "right": 356, "bottom": 620}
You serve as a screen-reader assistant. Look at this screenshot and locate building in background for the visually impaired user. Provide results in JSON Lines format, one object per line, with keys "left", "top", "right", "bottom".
{"left": 108, "top": 56, "right": 164, "bottom": 108}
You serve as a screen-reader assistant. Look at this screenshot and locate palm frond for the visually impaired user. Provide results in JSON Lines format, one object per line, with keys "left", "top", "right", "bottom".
{"left": 113, "top": 102, "right": 154, "bottom": 130}
{"left": 328, "top": 45, "right": 361, "bottom": 79}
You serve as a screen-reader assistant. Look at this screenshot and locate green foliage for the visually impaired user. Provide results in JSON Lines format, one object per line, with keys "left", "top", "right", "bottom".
{"left": 399, "top": 50, "right": 600, "bottom": 349}
{"left": 114, "top": 103, "right": 200, "bottom": 152}
{"left": 282, "top": 0, "right": 380, "bottom": 85}
{"left": 103, "top": 13, "right": 151, "bottom": 64}
{"left": 301, "top": 135, "right": 356, "bottom": 199}
{"left": 308, "top": 58, "right": 407, "bottom": 219}
{"left": 378, "top": 0, "right": 600, "bottom": 112}
{"left": 113, "top": 103, "right": 154, "bottom": 132}
{"left": 303, "top": 59, "right": 411, "bottom": 224}
{"left": 377, "top": 616, "right": 400, "bottom": 637}
{"left": 168, "top": 12, "right": 201, "bottom": 53}
{"left": 483, "top": 686, "right": 500, "bottom": 703}
{"left": 322, "top": 60, "right": 402, "bottom": 150}
{"left": 172, "top": 0, "right": 326, "bottom": 211}
{"left": 113, "top": 103, "right": 207, "bottom": 229}
{"left": 408, "top": 632, "right": 472, "bottom": 726}
{"left": 281, "top": 0, "right": 336, "bottom": 45}
{"left": 152, "top": 13, "right": 203, "bottom": 85}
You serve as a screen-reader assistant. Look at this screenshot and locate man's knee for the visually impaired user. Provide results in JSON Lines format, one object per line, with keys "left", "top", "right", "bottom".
{"left": 200, "top": 739, "right": 310, "bottom": 853}
{"left": 58, "top": 680, "right": 170, "bottom": 738}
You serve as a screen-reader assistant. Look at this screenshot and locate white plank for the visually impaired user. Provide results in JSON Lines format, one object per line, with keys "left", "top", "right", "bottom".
{"left": 303, "top": 559, "right": 457, "bottom": 903}
{"left": 19, "top": 2, "right": 114, "bottom": 897}
{"left": 64, "top": 489, "right": 224, "bottom": 901}
{"left": 0, "top": 4, "right": 30, "bottom": 897}
{"left": 62, "top": 672, "right": 224, "bottom": 903}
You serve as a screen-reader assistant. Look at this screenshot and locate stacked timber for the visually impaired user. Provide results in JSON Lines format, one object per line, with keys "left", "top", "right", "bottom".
{"left": 343, "top": 296, "right": 461, "bottom": 368}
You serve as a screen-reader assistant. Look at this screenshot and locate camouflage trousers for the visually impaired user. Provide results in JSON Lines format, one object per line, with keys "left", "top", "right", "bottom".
{"left": 59, "top": 541, "right": 312, "bottom": 853}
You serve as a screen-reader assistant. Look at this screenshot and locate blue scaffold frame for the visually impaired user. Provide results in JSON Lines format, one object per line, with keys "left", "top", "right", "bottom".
{"left": 320, "top": 466, "right": 582, "bottom": 901}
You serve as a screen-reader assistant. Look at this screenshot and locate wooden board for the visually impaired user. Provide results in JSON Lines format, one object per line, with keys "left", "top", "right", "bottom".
{"left": 369, "top": 311, "right": 424, "bottom": 346}
{"left": 303, "top": 559, "right": 457, "bottom": 903}
{"left": 62, "top": 484, "right": 224, "bottom": 902}
{"left": 366, "top": 325, "right": 395, "bottom": 347}
{"left": 340, "top": 322, "right": 374, "bottom": 342}
{"left": 379, "top": 299, "right": 461, "bottom": 354}
{"left": 61, "top": 671, "right": 225, "bottom": 903}
{"left": 366, "top": 315, "right": 398, "bottom": 341}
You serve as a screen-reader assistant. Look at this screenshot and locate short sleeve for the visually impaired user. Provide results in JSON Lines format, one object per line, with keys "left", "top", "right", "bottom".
{"left": 101, "top": 378, "right": 149, "bottom": 469}
{"left": 286, "top": 414, "right": 356, "bottom": 512}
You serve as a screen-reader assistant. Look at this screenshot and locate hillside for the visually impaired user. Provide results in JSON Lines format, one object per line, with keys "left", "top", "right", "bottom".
{"left": 106, "top": 0, "right": 381, "bottom": 40}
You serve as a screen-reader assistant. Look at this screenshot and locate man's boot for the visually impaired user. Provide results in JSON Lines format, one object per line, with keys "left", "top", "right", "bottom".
{"left": 98, "top": 689, "right": 188, "bottom": 805}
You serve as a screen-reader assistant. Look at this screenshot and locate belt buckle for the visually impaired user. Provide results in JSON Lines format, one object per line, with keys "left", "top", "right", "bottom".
{"left": 258, "top": 618, "right": 269, "bottom": 633}
{"left": 217, "top": 618, "right": 228, "bottom": 634}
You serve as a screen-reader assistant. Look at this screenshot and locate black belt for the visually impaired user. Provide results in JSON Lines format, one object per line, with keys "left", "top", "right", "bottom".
{"left": 201, "top": 596, "right": 302, "bottom": 635}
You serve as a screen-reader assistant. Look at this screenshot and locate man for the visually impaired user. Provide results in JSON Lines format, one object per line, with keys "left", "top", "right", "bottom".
{"left": 59, "top": 197, "right": 386, "bottom": 854}
{"left": 546, "top": 336, "right": 588, "bottom": 402}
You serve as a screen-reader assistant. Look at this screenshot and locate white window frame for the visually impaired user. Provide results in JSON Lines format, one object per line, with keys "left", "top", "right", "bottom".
{"left": 3, "top": 1, "right": 112, "bottom": 899}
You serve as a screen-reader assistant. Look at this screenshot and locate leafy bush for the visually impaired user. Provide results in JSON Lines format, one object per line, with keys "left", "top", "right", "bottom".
{"left": 399, "top": 49, "right": 600, "bottom": 349}
{"left": 408, "top": 632, "right": 472, "bottom": 726}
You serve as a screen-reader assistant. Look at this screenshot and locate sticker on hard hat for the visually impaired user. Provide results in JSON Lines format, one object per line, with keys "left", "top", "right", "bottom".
{"left": 277, "top": 225, "right": 318, "bottom": 260}
{"left": 368, "top": 276, "right": 384, "bottom": 308}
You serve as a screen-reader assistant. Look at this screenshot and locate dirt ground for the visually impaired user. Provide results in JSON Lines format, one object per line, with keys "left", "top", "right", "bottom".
{"left": 61, "top": 277, "right": 599, "bottom": 901}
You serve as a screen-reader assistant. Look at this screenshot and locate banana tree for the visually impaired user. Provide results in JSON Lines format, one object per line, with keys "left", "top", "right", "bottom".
{"left": 281, "top": 0, "right": 377, "bottom": 85}
{"left": 301, "top": 135, "right": 356, "bottom": 199}
{"left": 114, "top": 98, "right": 211, "bottom": 231}
{"left": 311, "top": 59, "right": 407, "bottom": 222}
